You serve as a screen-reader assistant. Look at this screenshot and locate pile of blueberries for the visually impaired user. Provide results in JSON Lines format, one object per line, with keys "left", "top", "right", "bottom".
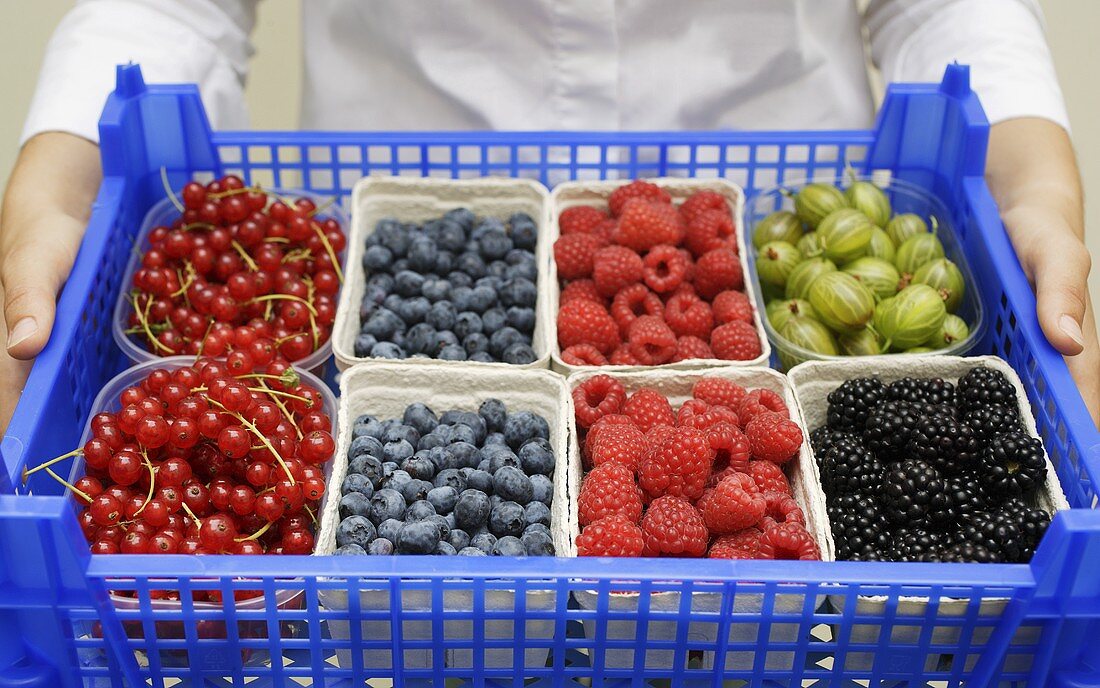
{"left": 335, "top": 399, "right": 557, "bottom": 556}
{"left": 356, "top": 208, "right": 540, "bottom": 363}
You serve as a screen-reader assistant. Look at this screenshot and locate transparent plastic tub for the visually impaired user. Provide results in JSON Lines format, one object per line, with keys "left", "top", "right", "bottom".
{"left": 111, "top": 191, "right": 349, "bottom": 372}
{"left": 744, "top": 176, "right": 985, "bottom": 370}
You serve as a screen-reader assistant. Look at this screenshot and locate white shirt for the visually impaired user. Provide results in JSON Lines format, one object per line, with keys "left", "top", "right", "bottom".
{"left": 23, "top": 0, "right": 1069, "bottom": 145}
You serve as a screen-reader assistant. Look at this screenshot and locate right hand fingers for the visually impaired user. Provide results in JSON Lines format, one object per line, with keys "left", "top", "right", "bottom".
{"left": 0, "top": 284, "right": 33, "bottom": 434}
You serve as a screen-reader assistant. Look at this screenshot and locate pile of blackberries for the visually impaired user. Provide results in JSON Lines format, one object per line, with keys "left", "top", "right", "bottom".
{"left": 813, "top": 367, "right": 1052, "bottom": 563}
{"left": 334, "top": 399, "right": 557, "bottom": 556}
{"left": 356, "top": 208, "right": 540, "bottom": 363}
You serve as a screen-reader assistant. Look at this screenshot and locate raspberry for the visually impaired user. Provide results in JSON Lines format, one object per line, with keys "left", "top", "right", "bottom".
{"left": 561, "top": 344, "right": 609, "bottom": 367}
{"left": 622, "top": 388, "right": 676, "bottom": 432}
{"left": 646, "top": 423, "right": 676, "bottom": 446}
{"left": 761, "top": 522, "right": 820, "bottom": 560}
{"left": 608, "top": 180, "right": 672, "bottom": 217}
{"left": 681, "top": 406, "right": 740, "bottom": 431}
{"left": 572, "top": 374, "right": 627, "bottom": 428}
{"left": 706, "top": 422, "right": 752, "bottom": 474}
{"left": 712, "top": 290, "right": 754, "bottom": 325}
{"left": 679, "top": 190, "right": 729, "bottom": 225}
{"left": 642, "top": 244, "right": 689, "bottom": 293}
{"left": 710, "top": 321, "right": 762, "bottom": 361}
{"left": 694, "top": 248, "right": 744, "bottom": 299}
{"left": 671, "top": 336, "right": 715, "bottom": 362}
{"left": 583, "top": 414, "right": 634, "bottom": 460}
{"left": 745, "top": 412, "right": 803, "bottom": 464}
{"left": 678, "top": 249, "right": 696, "bottom": 283}
{"left": 559, "top": 205, "right": 609, "bottom": 235}
{"left": 692, "top": 377, "right": 748, "bottom": 409}
{"left": 640, "top": 495, "right": 708, "bottom": 557}
{"left": 700, "top": 473, "right": 766, "bottom": 534}
{"left": 737, "top": 389, "right": 789, "bottom": 427}
{"left": 594, "top": 218, "right": 618, "bottom": 242}
{"left": 610, "top": 284, "right": 664, "bottom": 338}
{"left": 745, "top": 460, "right": 791, "bottom": 495}
{"left": 560, "top": 279, "right": 605, "bottom": 306}
{"left": 554, "top": 233, "right": 607, "bottom": 281}
{"left": 627, "top": 315, "right": 677, "bottom": 365}
{"left": 609, "top": 346, "right": 639, "bottom": 366}
{"left": 557, "top": 299, "right": 619, "bottom": 355}
{"left": 615, "top": 199, "right": 685, "bottom": 252}
{"left": 592, "top": 245, "right": 644, "bottom": 297}
{"left": 576, "top": 515, "right": 645, "bottom": 557}
{"left": 709, "top": 528, "right": 772, "bottom": 559}
{"left": 638, "top": 426, "right": 714, "bottom": 501}
{"left": 685, "top": 209, "right": 735, "bottom": 258}
{"left": 578, "top": 463, "right": 643, "bottom": 526}
{"left": 587, "top": 423, "right": 649, "bottom": 472}
{"left": 664, "top": 293, "right": 714, "bottom": 340}
{"left": 763, "top": 492, "right": 805, "bottom": 525}
{"left": 676, "top": 399, "right": 711, "bottom": 426}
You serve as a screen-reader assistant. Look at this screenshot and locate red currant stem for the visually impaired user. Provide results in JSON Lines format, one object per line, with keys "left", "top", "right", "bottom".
{"left": 136, "top": 295, "right": 174, "bottom": 354}
{"left": 207, "top": 184, "right": 262, "bottom": 200}
{"left": 304, "top": 504, "right": 318, "bottom": 526}
{"left": 180, "top": 222, "right": 217, "bottom": 232}
{"left": 245, "top": 387, "right": 312, "bottom": 406}
{"left": 181, "top": 502, "right": 202, "bottom": 529}
{"left": 281, "top": 248, "right": 313, "bottom": 264}
{"left": 255, "top": 380, "right": 304, "bottom": 440}
{"left": 250, "top": 445, "right": 267, "bottom": 451}
{"left": 133, "top": 455, "right": 156, "bottom": 517}
{"left": 308, "top": 311, "right": 320, "bottom": 351}
{"left": 310, "top": 221, "right": 344, "bottom": 284}
{"left": 308, "top": 195, "right": 337, "bottom": 217}
{"left": 257, "top": 485, "right": 276, "bottom": 495}
{"left": 248, "top": 294, "right": 318, "bottom": 317}
{"left": 236, "top": 370, "right": 300, "bottom": 387}
{"left": 195, "top": 319, "right": 215, "bottom": 357}
{"left": 264, "top": 299, "right": 274, "bottom": 321}
{"left": 160, "top": 167, "right": 185, "bottom": 213}
{"left": 43, "top": 466, "right": 92, "bottom": 503}
{"left": 263, "top": 236, "right": 290, "bottom": 244}
{"left": 231, "top": 240, "right": 259, "bottom": 272}
{"left": 207, "top": 399, "right": 295, "bottom": 484}
{"left": 234, "top": 519, "right": 274, "bottom": 542}
{"left": 22, "top": 448, "right": 83, "bottom": 480}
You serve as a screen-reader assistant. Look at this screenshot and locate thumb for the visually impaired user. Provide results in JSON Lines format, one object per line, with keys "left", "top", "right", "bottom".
{"left": 1031, "top": 237, "right": 1091, "bottom": 356}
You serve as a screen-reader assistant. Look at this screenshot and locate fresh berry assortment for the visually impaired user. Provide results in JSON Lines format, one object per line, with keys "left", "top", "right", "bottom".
{"left": 333, "top": 400, "right": 556, "bottom": 556}
{"left": 24, "top": 359, "right": 334, "bottom": 569}
{"left": 814, "top": 367, "right": 1052, "bottom": 563}
{"left": 356, "top": 209, "right": 540, "bottom": 363}
{"left": 554, "top": 181, "right": 762, "bottom": 366}
{"left": 124, "top": 175, "right": 345, "bottom": 363}
{"left": 572, "top": 375, "right": 820, "bottom": 560}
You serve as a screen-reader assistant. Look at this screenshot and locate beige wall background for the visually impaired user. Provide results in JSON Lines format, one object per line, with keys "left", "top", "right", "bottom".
{"left": 0, "top": 0, "right": 1097, "bottom": 312}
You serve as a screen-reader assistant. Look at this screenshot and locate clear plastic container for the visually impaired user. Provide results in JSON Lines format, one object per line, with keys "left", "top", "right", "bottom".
{"left": 744, "top": 176, "right": 985, "bottom": 370}
{"left": 112, "top": 190, "right": 349, "bottom": 372}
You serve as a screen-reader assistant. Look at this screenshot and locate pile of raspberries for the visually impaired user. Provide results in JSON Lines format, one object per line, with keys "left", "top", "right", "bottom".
{"left": 554, "top": 180, "right": 762, "bottom": 366}
{"left": 572, "top": 375, "right": 820, "bottom": 560}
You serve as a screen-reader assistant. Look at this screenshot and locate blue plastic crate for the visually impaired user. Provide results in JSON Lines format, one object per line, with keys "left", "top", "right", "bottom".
{"left": 0, "top": 63, "right": 1098, "bottom": 687}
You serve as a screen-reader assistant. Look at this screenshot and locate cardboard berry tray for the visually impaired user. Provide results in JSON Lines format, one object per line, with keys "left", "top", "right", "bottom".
{"left": 331, "top": 176, "right": 555, "bottom": 371}
{"left": 565, "top": 366, "right": 832, "bottom": 671}
{"left": 787, "top": 355, "right": 1070, "bottom": 674}
{"left": 315, "top": 363, "right": 575, "bottom": 671}
{"left": 548, "top": 178, "right": 771, "bottom": 375}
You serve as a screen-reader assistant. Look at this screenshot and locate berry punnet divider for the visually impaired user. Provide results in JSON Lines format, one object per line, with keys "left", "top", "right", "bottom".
{"left": 112, "top": 191, "right": 349, "bottom": 373}
{"left": 331, "top": 176, "right": 554, "bottom": 370}
{"left": 565, "top": 366, "right": 831, "bottom": 671}
{"left": 787, "top": 355, "right": 1069, "bottom": 673}
{"left": 315, "top": 363, "right": 574, "bottom": 671}
{"left": 548, "top": 178, "right": 770, "bottom": 374}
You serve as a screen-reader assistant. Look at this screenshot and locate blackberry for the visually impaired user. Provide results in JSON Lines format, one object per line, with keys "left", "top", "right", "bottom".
{"left": 827, "top": 494, "right": 891, "bottom": 561}
{"left": 883, "top": 459, "right": 947, "bottom": 526}
{"left": 863, "top": 401, "right": 922, "bottom": 462}
{"left": 939, "top": 474, "right": 989, "bottom": 528}
{"left": 954, "top": 511, "right": 1023, "bottom": 563}
{"left": 886, "top": 377, "right": 956, "bottom": 406}
{"left": 958, "top": 367, "right": 1017, "bottom": 412}
{"left": 809, "top": 426, "right": 859, "bottom": 465}
{"left": 999, "top": 498, "right": 1051, "bottom": 561}
{"left": 820, "top": 438, "right": 884, "bottom": 498}
{"left": 980, "top": 432, "right": 1047, "bottom": 498}
{"left": 962, "top": 405, "right": 1022, "bottom": 443}
{"left": 884, "top": 526, "right": 942, "bottom": 562}
{"left": 905, "top": 415, "right": 981, "bottom": 475}
{"left": 939, "top": 541, "right": 998, "bottom": 563}
{"left": 826, "top": 378, "right": 888, "bottom": 430}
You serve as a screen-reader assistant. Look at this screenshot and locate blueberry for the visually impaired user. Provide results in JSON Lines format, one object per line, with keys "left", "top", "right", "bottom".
{"left": 404, "top": 237, "right": 436, "bottom": 273}
{"left": 354, "top": 332, "right": 379, "bottom": 357}
{"left": 454, "top": 490, "right": 492, "bottom": 531}
{"left": 385, "top": 422, "right": 420, "bottom": 445}
{"left": 459, "top": 546, "right": 488, "bottom": 556}
{"left": 463, "top": 468, "right": 494, "bottom": 494}
{"left": 426, "top": 446, "right": 455, "bottom": 473}
{"left": 434, "top": 468, "right": 467, "bottom": 492}
{"left": 401, "top": 456, "right": 435, "bottom": 481}
{"left": 421, "top": 278, "right": 452, "bottom": 302}
{"left": 363, "top": 308, "right": 403, "bottom": 340}
{"left": 426, "top": 301, "right": 457, "bottom": 331}
{"left": 352, "top": 415, "right": 381, "bottom": 437}
{"left": 392, "top": 258, "right": 410, "bottom": 273}
{"left": 383, "top": 439, "right": 415, "bottom": 464}
{"left": 507, "top": 259, "right": 538, "bottom": 283}
{"left": 444, "top": 207, "right": 476, "bottom": 232}
{"left": 368, "top": 489, "right": 406, "bottom": 525}
{"left": 342, "top": 473, "right": 375, "bottom": 498}
{"left": 349, "top": 455, "right": 384, "bottom": 486}
{"left": 448, "top": 271, "right": 474, "bottom": 288}
{"left": 449, "top": 442, "right": 481, "bottom": 469}
{"left": 509, "top": 213, "right": 538, "bottom": 251}
{"left": 367, "top": 273, "right": 396, "bottom": 293}
{"left": 359, "top": 291, "right": 385, "bottom": 322}
{"left": 522, "top": 530, "right": 555, "bottom": 556}
{"left": 451, "top": 286, "right": 475, "bottom": 313}
{"left": 377, "top": 518, "right": 403, "bottom": 544}
{"left": 417, "top": 429, "right": 450, "bottom": 451}
{"left": 448, "top": 529, "right": 472, "bottom": 551}
{"left": 477, "top": 229, "right": 512, "bottom": 260}
{"left": 500, "top": 278, "right": 537, "bottom": 308}
{"left": 505, "top": 307, "right": 536, "bottom": 333}
{"left": 437, "top": 220, "right": 468, "bottom": 252}
{"left": 339, "top": 492, "right": 373, "bottom": 520}
{"left": 524, "top": 523, "right": 551, "bottom": 539}
{"left": 487, "top": 261, "right": 509, "bottom": 279}
{"left": 492, "top": 535, "right": 526, "bottom": 556}
{"left": 375, "top": 219, "right": 411, "bottom": 256}
{"left": 348, "top": 435, "right": 383, "bottom": 460}
{"left": 493, "top": 466, "right": 534, "bottom": 504}
{"left": 476, "top": 276, "right": 504, "bottom": 293}
{"left": 467, "top": 286, "right": 497, "bottom": 314}
{"left": 438, "top": 344, "right": 466, "bottom": 361}
{"left": 486, "top": 448, "right": 521, "bottom": 474}
{"left": 399, "top": 479, "right": 434, "bottom": 504}
{"left": 427, "top": 486, "right": 458, "bottom": 514}
{"left": 362, "top": 245, "right": 394, "bottom": 272}
{"left": 336, "top": 515, "right": 377, "bottom": 549}
{"left": 368, "top": 538, "right": 395, "bottom": 555}
{"left": 383, "top": 293, "right": 404, "bottom": 312}
{"left": 394, "top": 270, "right": 426, "bottom": 298}
{"left": 370, "top": 342, "right": 406, "bottom": 360}
{"left": 519, "top": 438, "right": 555, "bottom": 476}
{"left": 390, "top": 330, "right": 407, "bottom": 350}
{"left": 444, "top": 512, "right": 457, "bottom": 531}
{"left": 403, "top": 403, "right": 439, "bottom": 436}
{"left": 489, "top": 501, "right": 526, "bottom": 538}
{"left": 502, "top": 343, "right": 537, "bottom": 365}
{"left": 530, "top": 474, "right": 553, "bottom": 505}
{"left": 381, "top": 469, "right": 412, "bottom": 492}
{"left": 406, "top": 499, "right": 437, "bottom": 521}
{"left": 463, "top": 333, "right": 490, "bottom": 356}
{"left": 477, "top": 399, "right": 507, "bottom": 433}
{"left": 482, "top": 308, "right": 507, "bottom": 334}
{"left": 490, "top": 494, "right": 505, "bottom": 511}
{"left": 381, "top": 461, "right": 399, "bottom": 478}
{"left": 435, "top": 541, "right": 458, "bottom": 556}
{"left": 434, "top": 330, "right": 460, "bottom": 349}
{"left": 524, "top": 501, "right": 551, "bottom": 527}
{"left": 434, "top": 250, "right": 455, "bottom": 275}
{"left": 398, "top": 297, "right": 432, "bottom": 325}
{"left": 397, "top": 520, "right": 441, "bottom": 554}
{"left": 335, "top": 543, "right": 368, "bottom": 556}
{"left": 428, "top": 514, "right": 451, "bottom": 541}
{"left": 504, "top": 412, "right": 550, "bottom": 450}
{"left": 447, "top": 411, "right": 487, "bottom": 443}
{"left": 448, "top": 423, "right": 478, "bottom": 446}
{"left": 489, "top": 327, "right": 525, "bottom": 358}
{"left": 455, "top": 252, "right": 487, "bottom": 279}
{"left": 453, "top": 312, "right": 483, "bottom": 339}
{"left": 469, "top": 351, "right": 494, "bottom": 363}
{"left": 484, "top": 432, "right": 508, "bottom": 447}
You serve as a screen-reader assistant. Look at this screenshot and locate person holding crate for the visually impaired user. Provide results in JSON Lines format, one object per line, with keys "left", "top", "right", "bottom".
{"left": 0, "top": 0, "right": 1096, "bottom": 430}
